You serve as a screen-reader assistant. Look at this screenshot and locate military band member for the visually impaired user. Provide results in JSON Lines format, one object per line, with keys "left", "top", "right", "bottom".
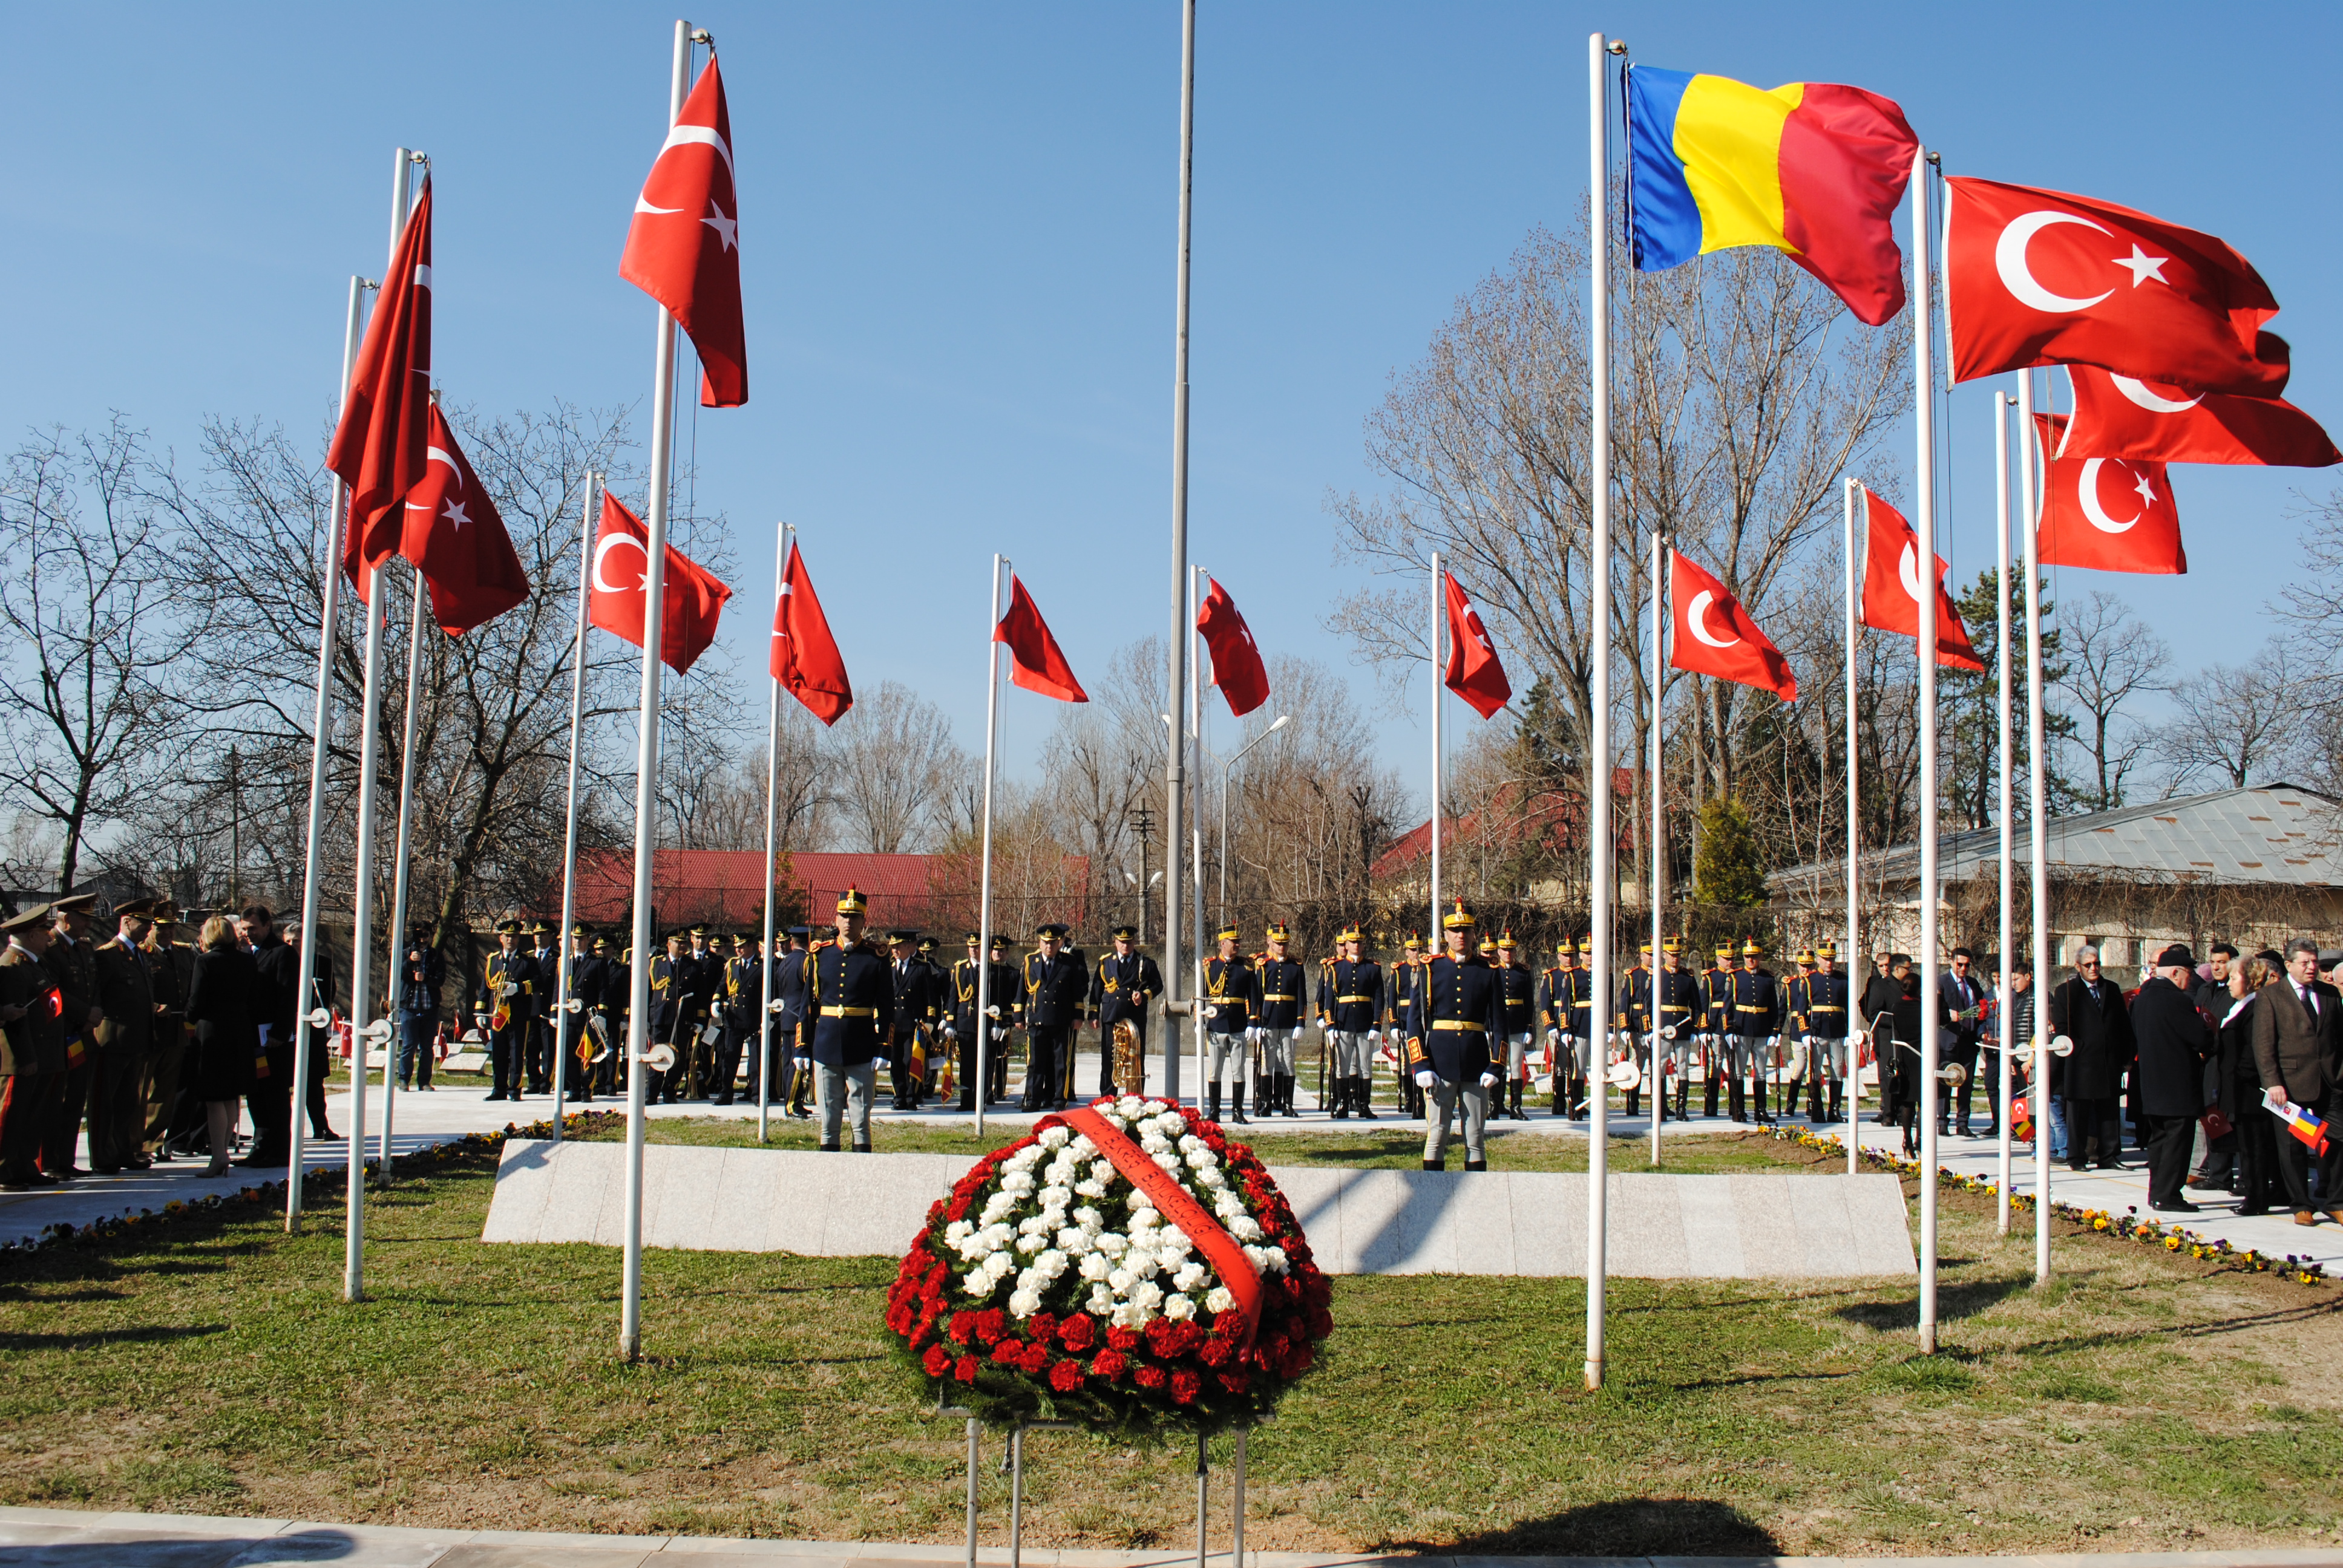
{"left": 1701, "top": 944, "right": 1736, "bottom": 1119}
{"left": 645, "top": 933, "right": 683, "bottom": 1102}
{"left": 480, "top": 918, "right": 533, "bottom": 1102}
{"left": 1804, "top": 941, "right": 1852, "bottom": 1123}
{"left": 516, "top": 921, "right": 552, "bottom": 1094}
{"left": 1251, "top": 923, "right": 1306, "bottom": 1118}
{"left": 1728, "top": 939, "right": 1783, "bottom": 1123}
{"left": 1020, "top": 923, "right": 1087, "bottom": 1112}
{"left": 1317, "top": 925, "right": 1381, "bottom": 1120}
{"left": 1089, "top": 925, "right": 1162, "bottom": 1098}
{"left": 767, "top": 926, "right": 813, "bottom": 1116}
{"left": 591, "top": 935, "right": 630, "bottom": 1100}
{"left": 810, "top": 889, "right": 892, "bottom": 1151}
{"left": 1203, "top": 926, "right": 1253, "bottom": 1124}
{"left": 1490, "top": 933, "right": 1536, "bottom": 1121}
{"left": 568, "top": 932, "right": 612, "bottom": 1103}
{"left": 1384, "top": 935, "right": 1425, "bottom": 1117}
{"left": 709, "top": 933, "right": 758, "bottom": 1105}
{"left": 678, "top": 924, "right": 724, "bottom": 1102}
{"left": 1404, "top": 901, "right": 1507, "bottom": 1171}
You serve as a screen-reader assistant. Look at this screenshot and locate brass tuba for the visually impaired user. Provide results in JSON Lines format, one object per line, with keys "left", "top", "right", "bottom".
{"left": 1111, "top": 1018, "right": 1145, "bottom": 1097}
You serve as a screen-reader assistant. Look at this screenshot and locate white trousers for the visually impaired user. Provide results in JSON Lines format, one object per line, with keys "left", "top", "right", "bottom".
{"left": 1424, "top": 1077, "right": 1489, "bottom": 1165}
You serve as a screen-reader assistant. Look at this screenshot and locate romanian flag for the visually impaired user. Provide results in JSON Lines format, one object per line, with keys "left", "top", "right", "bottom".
{"left": 1628, "top": 67, "right": 1919, "bottom": 326}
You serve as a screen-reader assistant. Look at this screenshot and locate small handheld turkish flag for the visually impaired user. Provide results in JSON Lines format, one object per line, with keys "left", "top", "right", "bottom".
{"left": 620, "top": 52, "right": 747, "bottom": 407}
{"left": 993, "top": 575, "right": 1088, "bottom": 703}
{"left": 1195, "top": 578, "right": 1270, "bottom": 718}
{"left": 2060, "top": 365, "right": 2339, "bottom": 468}
{"left": 1857, "top": 489, "right": 1986, "bottom": 671}
{"left": 327, "top": 178, "right": 433, "bottom": 598}
{"left": 1945, "top": 177, "right": 2288, "bottom": 396}
{"left": 398, "top": 402, "right": 529, "bottom": 636}
{"left": 1443, "top": 573, "right": 1512, "bottom": 719}
{"left": 1668, "top": 553, "right": 1797, "bottom": 701}
{"left": 2033, "top": 413, "right": 2187, "bottom": 576}
{"left": 772, "top": 537, "right": 853, "bottom": 725}
{"left": 588, "top": 492, "right": 733, "bottom": 673}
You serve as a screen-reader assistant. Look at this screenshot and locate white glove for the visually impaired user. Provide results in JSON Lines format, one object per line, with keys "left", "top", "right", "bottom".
{"left": 1414, "top": 1068, "right": 1437, "bottom": 1089}
{"left": 1545, "top": 1028, "right": 1561, "bottom": 1048}
{"left": 1479, "top": 1071, "right": 1501, "bottom": 1088}
{"left": 499, "top": 982, "right": 520, "bottom": 999}
{"left": 942, "top": 1024, "right": 957, "bottom": 1039}
{"left": 985, "top": 1004, "right": 1001, "bottom": 1019}
{"left": 1366, "top": 1028, "right": 1382, "bottom": 1045}
{"left": 1291, "top": 1026, "right": 1305, "bottom": 1043}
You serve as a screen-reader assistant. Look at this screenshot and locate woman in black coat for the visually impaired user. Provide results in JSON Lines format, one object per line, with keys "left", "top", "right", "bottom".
{"left": 2224, "top": 953, "right": 2284, "bottom": 1214}
{"left": 183, "top": 915, "right": 258, "bottom": 1177}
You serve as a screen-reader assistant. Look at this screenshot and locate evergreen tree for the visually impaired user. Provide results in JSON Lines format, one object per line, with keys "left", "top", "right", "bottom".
{"left": 1692, "top": 797, "right": 1768, "bottom": 908}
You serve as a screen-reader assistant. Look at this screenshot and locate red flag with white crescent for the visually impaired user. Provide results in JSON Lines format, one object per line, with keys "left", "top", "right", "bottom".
{"left": 398, "top": 402, "right": 530, "bottom": 635}
{"left": 588, "top": 492, "right": 733, "bottom": 673}
{"left": 2033, "top": 413, "right": 2187, "bottom": 576}
{"left": 326, "top": 178, "right": 432, "bottom": 598}
{"left": 1442, "top": 573, "right": 1512, "bottom": 719}
{"left": 2060, "top": 365, "right": 2339, "bottom": 468}
{"left": 1668, "top": 552, "right": 1797, "bottom": 701}
{"left": 1195, "top": 577, "right": 1270, "bottom": 717}
{"left": 620, "top": 52, "right": 747, "bottom": 408}
{"left": 772, "top": 537, "right": 853, "bottom": 725}
{"left": 1857, "top": 489, "right": 1986, "bottom": 671}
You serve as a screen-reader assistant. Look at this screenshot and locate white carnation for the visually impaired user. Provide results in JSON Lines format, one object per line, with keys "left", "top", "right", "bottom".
{"left": 1016, "top": 1233, "right": 1046, "bottom": 1255}
{"left": 1153, "top": 1151, "right": 1182, "bottom": 1174}
{"left": 1123, "top": 1250, "right": 1158, "bottom": 1280}
{"left": 1075, "top": 1206, "right": 1104, "bottom": 1232}
{"left": 1074, "top": 1178, "right": 1107, "bottom": 1199}
{"left": 1163, "top": 1292, "right": 1197, "bottom": 1320}
{"left": 1228, "top": 1215, "right": 1263, "bottom": 1243}
{"left": 1091, "top": 1160, "right": 1116, "bottom": 1186}
{"left": 945, "top": 1220, "right": 974, "bottom": 1244}
{"left": 1127, "top": 1279, "right": 1165, "bottom": 1311}
{"left": 963, "top": 1270, "right": 993, "bottom": 1296}
{"left": 1069, "top": 1134, "right": 1098, "bottom": 1158}
{"left": 1009, "top": 1288, "right": 1042, "bottom": 1318}
{"left": 1000, "top": 1170, "right": 1036, "bottom": 1195}
{"left": 1196, "top": 1166, "right": 1226, "bottom": 1189}
{"left": 1263, "top": 1246, "right": 1289, "bottom": 1274}
{"left": 1087, "top": 1283, "right": 1116, "bottom": 1315}
{"left": 1095, "top": 1231, "right": 1129, "bottom": 1258}
{"left": 1107, "top": 1268, "right": 1134, "bottom": 1293}
{"left": 1178, "top": 1133, "right": 1203, "bottom": 1153}
{"left": 1080, "top": 1252, "right": 1112, "bottom": 1282}
{"left": 1040, "top": 1126, "right": 1071, "bottom": 1149}
{"left": 1204, "top": 1285, "right": 1236, "bottom": 1313}
{"left": 1116, "top": 1096, "right": 1147, "bottom": 1118}
{"left": 1173, "top": 1261, "right": 1208, "bottom": 1293}
{"left": 1110, "top": 1301, "right": 1149, "bottom": 1329}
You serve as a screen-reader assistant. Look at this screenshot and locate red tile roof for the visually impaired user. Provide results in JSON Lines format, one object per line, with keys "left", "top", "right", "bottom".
{"left": 558, "top": 848, "right": 1090, "bottom": 934}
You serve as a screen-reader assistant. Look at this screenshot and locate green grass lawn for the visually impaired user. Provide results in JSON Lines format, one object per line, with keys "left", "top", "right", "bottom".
{"left": 2, "top": 1129, "right": 2340, "bottom": 1556}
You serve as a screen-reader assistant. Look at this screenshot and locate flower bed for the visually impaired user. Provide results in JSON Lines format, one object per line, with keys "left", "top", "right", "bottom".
{"left": 885, "top": 1096, "right": 1332, "bottom": 1440}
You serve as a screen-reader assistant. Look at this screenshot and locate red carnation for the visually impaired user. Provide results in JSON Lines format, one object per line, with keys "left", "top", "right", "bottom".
{"left": 1020, "top": 1340, "right": 1053, "bottom": 1374}
{"left": 1170, "top": 1370, "right": 1202, "bottom": 1405}
{"left": 1135, "top": 1365, "right": 1168, "bottom": 1390}
{"left": 1048, "top": 1359, "right": 1085, "bottom": 1393}
{"left": 1090, "top": 1349, "right": 1129, "bottom": 1380}
{"left": 974, "top": 1308, "right": 1006, "bottom": 1344}
{"left": 1217, "top": 1370, "right": 1252, "bottom": 1394}
{"left": 1058, "top": 1314, "right": 1097, "bottom": 1352}
{"left": 1107, "top": 1325, "right": 1142, "bottom": 1353}
{"left": 1028, "top": 1312, "right": 1059, "bottom": 1343}
{"left": 955, "top": 1355, "right": 979, "bottom": 1382}
{"left": 991, "top": 1341, "right": 1023, "bottom": 1367}
{"left": 1145, "top": 1317, "right": 1178, "bottom": 1354}
{"left": 908, "top": 1322, "right": 931, "bottom": 1352}
{"left": 923, "top": 1343, "right": 953, "bottom": 1376}
{"left": 948, "top": 1312, "right": 975, "bottom": 1345}
{"left": 1198, "top": 1335, "right": 1233, "bottom": 1368}
{"left": 1280, "top": 1340, "right": 1314, "bottom": 1377}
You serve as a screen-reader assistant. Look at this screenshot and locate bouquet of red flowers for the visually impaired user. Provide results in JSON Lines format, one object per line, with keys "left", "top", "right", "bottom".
{"left": 885, "top": 1096, "right": 1333, "bottom": 1440}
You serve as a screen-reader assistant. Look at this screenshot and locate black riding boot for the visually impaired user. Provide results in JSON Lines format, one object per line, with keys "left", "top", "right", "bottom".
{"left": 1281, "top": 1074, "right": 1300, "bottom": 1117}
{"left": 1206, "top": 1084, "right": 1221, "bottom": 1123}
{"left": 1358, "top": 1076, "right": 1378, "bottom": 1119}
{"left": 1230, "top": 1082, "right": 1249, "bottom": 1125}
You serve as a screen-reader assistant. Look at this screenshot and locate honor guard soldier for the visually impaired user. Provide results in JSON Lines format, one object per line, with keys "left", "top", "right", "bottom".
{"left": 572, "top": 932, "right": 616, "bottom": 1103}
{"left": 1404, "top": 901, "right": 1507, "bottom": 1171}
{"left": 1783, "top": 947, "right": 1816, "bottom": 1122}
{"left": 1089, "top": 924, "right": 1162, "bottom": 1099}
{"left": 1492, "top": 933, "right": 1536, "bottom": 1121}
{"left": 712, "top": 933, "right": 758, "bottom": 1105}
{"left": 0, "top": 904, "right": 64, "bottom": 1189}
{"left": 1018, "top": 923, "right": 1087, "bottom": 1111}
{"left": 885, "top": 930, "right": 933, "bottom": 1110}
{"left": 809, "top": 889, "right": 893, "bottom": 1151}
{"left": 1701, "top": 944, "right": 1737, "bottom": 1118}
{"left": 1617, "top": 941, "right": 1654, "bottom": 1118}
{"left": 480, "top": 918, "right": 532, "bottom": 1102}
{"left": 1803, "top": 940, "right": 1852, "bottom": 1123}
{"left": 1316, "top": 924, "right": 1382, "bottom": 1120}
{"left": 1202, "top": 925, "right": 1253, "bottom": 1123}
{"left": 1536, "top": 941, "right": 1574, "bottom": 1117}
{"left": 1651, "top": 938, "right": 1703, "bottom": 1120}
{"left": 1251, "top": 923, "right": 1307, "bottom": 1118}
{"left": 1569, "top": 936, "right": 1601, "bottom": 1111}
{"left": 1728, "top": 939, "right": 1783, "bottom": 1123}
{"left": 1384, "top": 935, "right": 1425, "bottom": 1117}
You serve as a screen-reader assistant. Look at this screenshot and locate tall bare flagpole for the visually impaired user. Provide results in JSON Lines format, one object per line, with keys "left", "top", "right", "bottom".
{"left": 620, "top": 19, "right": 696, "bottom": 1364}
{"left": 378, "top": 558, "right": 428, "bottom": 1184}
{"left": 344, "top": 145, "right": 422, "bottom": 1305}
{"left": 552, "top": 473, "right": 600, "bottom": 1145}
{"left": 1994, "top": 395, "right": 2015, "bottom": 1232}
{"left": 1585, "top": 29, "right": 1617, "bottom": 1393}
{"left": 975, "top": 554, "right": 1007, "bottom": 1137}
{"left": 1912, "top": 146, "right": 1941, "bottom": 1355}
{"left": 1190, "top": 564, "right": 1206, "bottom": 1108}
{"left": 1159, "top": 0, "right": 1197, "bottom": 1102}
{"left": 758, "top": 521, "right": 787, "bottom": 1144}
{"left": 1428, "top": 551, "right": 1443, "bottom": 937}
{"left": 1843, "top": 477, "right": 1860, "bottom": 1175}
{"left": 1649, "top": 529, "right": 1666, "bottom": 1166}
{"left": 2020, "top": 368, "right": 2051, "bottom": 1284}
{"left": 286, "top": 270, "right": 373, "bottom": 1233}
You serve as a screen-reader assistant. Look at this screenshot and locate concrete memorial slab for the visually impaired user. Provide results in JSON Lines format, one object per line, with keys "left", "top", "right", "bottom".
{"left": 482, "top": 1140, "right": 1914, "bottom": 1278}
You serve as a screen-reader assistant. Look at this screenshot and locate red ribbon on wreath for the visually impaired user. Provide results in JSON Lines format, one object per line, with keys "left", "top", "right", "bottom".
{"left": 1060, "top": 1102, "right": 1263, "bottom": 1351}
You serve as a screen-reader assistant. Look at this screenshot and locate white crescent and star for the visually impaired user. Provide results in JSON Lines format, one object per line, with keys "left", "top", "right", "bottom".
{"left": 1996, "top": 211, "right": 2172, "bottom": 315}
{"left": 404, "top": 447, "right": 467, "bottom": 528}
{"left": 635, "top": 122, "right": 737, "bottom": 221}
{"left": 592, "top": 531, "right": 650, "bottom": 594}
{"left": 2109, "top": 374, "right": 2203, "bottom": 414}
{"left": 1896, "top": 543, "right": 1925, "bottom": 604}
{"left": 1685, "top": 590, "right": 1741, "bottom": 650}
{"left": 2076, "top": 459, "right": 2154, "bottom": 534}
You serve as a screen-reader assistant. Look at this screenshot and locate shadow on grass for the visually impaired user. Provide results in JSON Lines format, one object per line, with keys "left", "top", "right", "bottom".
{"left": 0, "top": 1323, "right": 226, "bottom": 1351}
{"left": 1415, "top": 1495, "right": 1781, "bottom": 1555}
{"left": 1833, "top": 1272, "right": 2030, "bottom": 1331}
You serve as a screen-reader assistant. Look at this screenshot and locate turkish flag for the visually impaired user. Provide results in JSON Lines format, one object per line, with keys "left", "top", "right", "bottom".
{"left": 1443, "top": 573, "right": 1512, "bottom": 719}
{"left": 588, "top": 492, "right": 733, "bottom": 673}
{"left": 326, "top": 178, "right": 432, "bottom": 598}
{"left": 620, "top": 52, "right": 747, "bottom": 407}
{"left": 2033, "top": 413, "right": 2187, "bottom": 576}
{"left": 2060, "top": 365, "right": 2339, "bottom": 468}
{"left": 1945, "top": 177, "right": 2288, "bottom": 396}
{"left": 772, "top": 537, "right": 853, "bottom": 725}
{"left": 994, "top": 575, "right": 1087, "bottom": 703}
{"left": 1668, "top": 553, "right": 1797, "bottom": 702}
{"left": 1858, "top": 489, "right": 1986, "bottom": 671}
{"left": 1195, "top": 577, "right": 1270, "bottom": 717}
{"left": 398, "top": 402, "right": 529, "bottom": 635}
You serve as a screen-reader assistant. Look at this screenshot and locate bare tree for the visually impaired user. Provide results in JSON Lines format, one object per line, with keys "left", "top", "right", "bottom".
{"left": 2057, "top": 589, "right": 2168, "bottom": 809}
{"left": 832, "top": 680, "right": 963, "bottom": 853}
{"left": 0, "top": 419, "right": 205, "bottom": 893}
{"left": 2156, "top": 643, "right": 2297, "bottom": 792}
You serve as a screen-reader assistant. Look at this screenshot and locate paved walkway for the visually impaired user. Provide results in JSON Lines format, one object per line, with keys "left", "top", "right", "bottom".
{"left": 7, "top": 1508, "right": 2343, "bottom": 1568}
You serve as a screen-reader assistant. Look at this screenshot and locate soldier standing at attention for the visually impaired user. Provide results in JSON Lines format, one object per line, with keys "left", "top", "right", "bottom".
{"left": 1203, "top": 925, "right": 1253, "bottom": 1125}
{"left": 1702, "top": 944, "right": 1737, "bottom": 1119}
{"left": 0, "top": 906, "right": 62, "bottom": 1189}
{"left": 141, "top": 903, "right": 195, "bottom": 1161}
{"left": 710, "top": 933, "right": 757, "bottom": 1106}
{"left": 1536, "top": 940, "right": 1572, "bottom": 1117}
{"left": 1019, "top": 923, "right": 1087, "bottom": 1112}
{"left": 810, "top": 890, "right": 892, "bottom": 1151}
{"left": 1728, "top": 939, "right": 1783, "bottom": 1124}
{"left": 89, "top": 898, "right": 159, "bottom": 1172}
{"left": 1650, "top": 938, "right": 1703, "bottom": 1122}
{"left": 1405, "top": 901, "right": 1507, "bottom": 1171}
{"left": 480, "top": 918, "right": 531, "bottom": 1103}
{"left": 1781, "top": 948, "right": 1814, "bottom": 1125}
{"left": 885, "top": 929, "right": 932, "bottom": 1110}
{"left": 768, "top": 926, "right": 812, "bottom": 1117}
{"left": 1089, "top": 924, "right": 1162, "bottom": 1098}
{"left": 1251, "top": 923, "right": 1307, "bottom": 1119}
{"left": 1384, "top": 934, "right": 1425, "bottom": 1119}
{"left": 1317, "top": 924, "right": 1382, "bottom": 1120}
{"left": 564, "top": 928, "right": 607, "bottom": 1105}
{"left": 40, "top": 893, "right": 102, "bottom": 1180}
{"left": 1493, "top": 933, "right": 1536, "bottom": 1122}
{"left": 1804, "top": 941, "right": 1852, "bottom": 1123}
{"left": 1617, "top": 941, "right": 1654, "bottom": 1119}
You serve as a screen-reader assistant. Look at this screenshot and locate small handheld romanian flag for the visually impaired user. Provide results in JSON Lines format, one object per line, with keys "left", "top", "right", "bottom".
{"left": 1628, "top": 67, "right": 1918, "bottom": 326}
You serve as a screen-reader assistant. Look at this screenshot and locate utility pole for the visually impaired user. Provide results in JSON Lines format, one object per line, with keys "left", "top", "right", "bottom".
{"left": 227, "top": 746, "right": 243, "bottom": 909}
{"left": 1129, "top": 803, "right": 1157, "bottom": 946}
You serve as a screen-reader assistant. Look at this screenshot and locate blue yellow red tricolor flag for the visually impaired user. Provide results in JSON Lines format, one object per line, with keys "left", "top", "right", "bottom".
{"left": 1627, "top": 67, "right": 1919, "bottom": 326}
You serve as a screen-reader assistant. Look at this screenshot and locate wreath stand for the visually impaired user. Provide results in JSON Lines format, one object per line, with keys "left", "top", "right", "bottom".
{"left": 936, "top": 1397, "right": 1249, "bottom": 1568}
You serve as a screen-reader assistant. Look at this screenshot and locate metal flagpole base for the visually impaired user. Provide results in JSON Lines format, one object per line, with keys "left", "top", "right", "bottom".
{"left": 1193, "top": 1432, "right": 1208, "bottom": 1568}
{"left": 1008, "top": 1421, "right": 1074, "bottom": 1568}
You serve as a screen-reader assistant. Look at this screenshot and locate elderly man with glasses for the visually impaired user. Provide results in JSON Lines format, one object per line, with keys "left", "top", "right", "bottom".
{"left": 2048, "top": 944, "right": 2135, "bottom": 1171}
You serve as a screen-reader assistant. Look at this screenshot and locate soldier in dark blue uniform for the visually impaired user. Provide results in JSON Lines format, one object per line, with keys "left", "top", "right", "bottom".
{"left": 766, "top": 926, "right": 812, "bottom": 1117}
{"left": 479, "top": 918, "right": 533, "bottom": 1102}
{"left": 1728, "top": 939, "right": 1783, "bottom": 1123}
{"left": 1019, "top": 923, "right": 1087, "bottom": 1112}
{"left": 1384, "top": 935, "right": 1426, "bottom": 1118}
{"left": 1617, "top": 941, "right": 1654, "bottom": 1118}
{"left": 710, "top": 933, "right": 758, "bottom": 1105}
{"left": 557, "top": 923, "right": 598, "bottom": 1103}
{"left": 1701, "top": 944, "right": 1737, "bottom": 1119}
{"left": 884, "top": 929, "right": 933, "bottom": 1109}
{"left": 522, "top": 921, "right": 559, "bottom": 1094}
{"left": 1491, "top": 933, "right": 1536, "bottom": 1121}
{"left": 1651, "top": 938, "right": 1704, "bottom": 1121}
{"left": 1404, "top": 901, "right": 1507, "bottom": 1170}
{"left": 1202, "top": 924, "right": 1252, "bottom": 1124}
{"left": 1803, "top": 940, "right": 1852, "bottom": 1123}
{"left": 1251, "top": 923, "right": 1307, "bottom": 1118}
{"left": 810, "top": 890, "right": 893, "bottom": 1151}
{"left": 1316, "top": 924, "right": 1382, "bottom": 1120}
{"left": 1536, "top": 941, "right": 1573, "bottom": 1117}
{"left": 1088, "top": 924, "right": 1162, "bottom": 1097}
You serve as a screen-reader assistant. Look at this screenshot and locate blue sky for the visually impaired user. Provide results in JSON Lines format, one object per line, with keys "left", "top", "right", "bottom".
{"left": 4, "top": 1, "right": 2336, "bottom": 793}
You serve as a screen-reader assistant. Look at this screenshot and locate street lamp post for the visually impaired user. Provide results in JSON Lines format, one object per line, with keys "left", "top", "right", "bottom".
{"left": 1218, "top": 714, "right": 1290, "bottom": 932}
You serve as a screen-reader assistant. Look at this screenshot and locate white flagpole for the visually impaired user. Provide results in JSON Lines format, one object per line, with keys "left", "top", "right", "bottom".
{"left": 1994, "top": 395, "right": 2015, "bottom": 1233}
{"left": 1190, "top": 563, "right": 1205, "bottom": 1109}
{"left": 1429, "top": 550, "right": 1443, "bottom": 936}
{"left": 1585, "top": 29, "right": 1616, "bottom": 1393}
{"left": 621, "top": 19, "right": 696, "bottom": 1364}
{"left": 758, "top": 521, "right": 786, "bottom": 1144}
{"left": 975, "top": 554, "right": 1006, "bottom": 1138}
{"left": 1843, "top": 476, "right": 1860, "bottom": 1175}
{"left": 2020, "top": 369, "right": 2051, "bottom": 1284}
{"left": 1161, "top": 0, "right": 1196, "bottom": 1108}
{"left": 1650, "top": 530, "right": 1665, "bottom": 1166}
{"left": 377, "top": 561, "right": 428, "bottom": 1183}
{"left": 344, "top": 145, "right": 421, "bottom": 1304}
{"left": 1911, "top": 146, "right": 1941, "bottom": 1354}
{"left": 286, "top": 270, "right": 373, "bottom": 1233}
{"left": 552, "top": 473, "right": 600, "bottom": 1144}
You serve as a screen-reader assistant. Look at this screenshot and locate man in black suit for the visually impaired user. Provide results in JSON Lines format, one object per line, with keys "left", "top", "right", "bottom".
{"left": 2049, "top": 944, "right": 2134, "bottom": 1170}
{"left": 2131, "top": 944, "right": 2214, "bottom": 1212}
{"left": 2250, "top": 936, "right": 2343, "bottom": 1226}
{"left": 1940, "top": 947, "right": 1987, "bottom": 1136}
